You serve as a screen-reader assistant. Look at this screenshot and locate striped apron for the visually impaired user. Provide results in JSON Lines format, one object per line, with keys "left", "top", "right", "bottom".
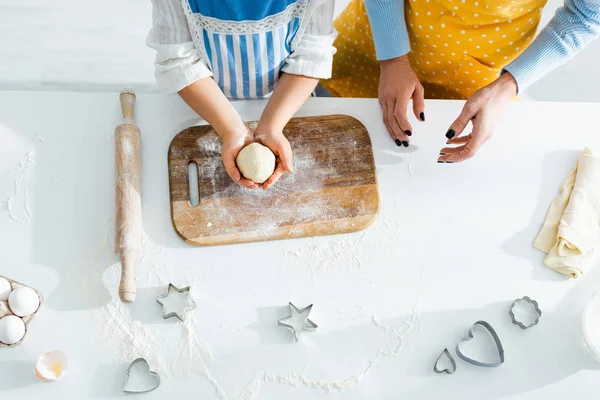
{"left": 185, "top": 0, "right": 305, "bottom": 99}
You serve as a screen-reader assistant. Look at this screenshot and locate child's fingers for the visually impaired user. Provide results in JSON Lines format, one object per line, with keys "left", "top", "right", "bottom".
{"left": 262, "top": 164, "right": 286, "bottom": 190}
{"left": 223, "top": 153, "right": 257, "bottom": 188}
{"left": 278, "top": 142, "right": 294, "bottom": 173}
{"left": 239, "top": 178, "right": 258, "bottom": 189}
{"left": 222, "top": 153, "right": 241, "bottom": 181}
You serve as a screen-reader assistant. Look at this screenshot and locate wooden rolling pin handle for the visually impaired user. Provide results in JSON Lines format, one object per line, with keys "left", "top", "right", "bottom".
{"left": 120, "top": 89, "right": 136, "bottom": 125}
{"left": 119, "top": 249, "right": 139, "bottom": 303}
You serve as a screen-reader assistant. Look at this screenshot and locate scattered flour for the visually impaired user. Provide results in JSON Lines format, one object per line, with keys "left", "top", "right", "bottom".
{"left": 94, "top": 297, "right": 171, "bottom": 376}
{"left": 2, "top": 135, "right": 42, "bottom": 224}
{"left": 92, "top": 127, "right": 432, "bottom": 398}
{"left": 2, "top": 197, "right": 26, "bottom": 224}
{"left": 407, "top": 153, "right": 415, "bottom": 179}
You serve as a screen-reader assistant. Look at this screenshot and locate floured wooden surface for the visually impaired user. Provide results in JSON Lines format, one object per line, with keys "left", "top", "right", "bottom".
{"left": 168, "top": 115, "right": 379, "bottom": 246}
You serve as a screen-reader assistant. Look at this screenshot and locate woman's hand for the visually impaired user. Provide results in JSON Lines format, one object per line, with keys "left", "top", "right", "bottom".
{"left": 439, "top": 73, "right": 518, "bottom": 163}
{"left": 254, "top": 126, "right": 293, "bottom": 190}
{"left": 221, "top": 126, "right": 259, "bottom": 189}
{"left": 379, "top": 55, "right": 425, "bottom": 147}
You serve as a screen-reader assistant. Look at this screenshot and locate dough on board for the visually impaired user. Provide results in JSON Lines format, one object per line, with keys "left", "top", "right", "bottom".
{"left": 236, "top": 143, "right": 275, "bottom": 184}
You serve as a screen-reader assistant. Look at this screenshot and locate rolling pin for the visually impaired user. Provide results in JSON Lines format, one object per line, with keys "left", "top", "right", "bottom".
{"left": 114, "top": 89, "right": 142, "bottom": 303}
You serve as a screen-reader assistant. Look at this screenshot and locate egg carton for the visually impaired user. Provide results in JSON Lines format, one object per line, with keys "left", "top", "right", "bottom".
{"left": 0, "top": 275, "right": 43, "bottom": 348}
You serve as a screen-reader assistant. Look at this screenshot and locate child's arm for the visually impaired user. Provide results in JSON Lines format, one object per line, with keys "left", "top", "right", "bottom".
{"left": 257, "top": 0, "right": 337, "bottom": 189}
{"left": 255, "top": 74, "right": 317, "bottom": 189}
{"left": 179, "top": 79, "right": 258, "bottom": 189}
{"left": 147, "top": 0, "right": 255, "bottom": 188}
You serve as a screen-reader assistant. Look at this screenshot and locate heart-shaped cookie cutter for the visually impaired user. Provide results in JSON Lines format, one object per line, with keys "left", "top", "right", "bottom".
{"left": 434, "top": 348, "right": 457, "bottom": 374}
{"left": 509, "top": 296, "right": 542, "bottom": 329}
{"left": 123, "top": 358, "right": 160, "bottom": 394}
{"left": 456, "top": 320, "right": 505, "bottom": 367}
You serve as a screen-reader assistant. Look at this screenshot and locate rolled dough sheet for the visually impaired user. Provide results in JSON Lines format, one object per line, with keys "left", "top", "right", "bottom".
{"left": 534, "top": 147, "right": 600, "bottom": 278}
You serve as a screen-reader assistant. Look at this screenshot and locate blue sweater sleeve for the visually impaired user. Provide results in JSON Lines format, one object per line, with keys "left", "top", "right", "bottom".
{"left": 504, "top": 0, "right": 600, "bottom": 92}
{"left": 365, "top": 0, "right": 411, "bottom": 60}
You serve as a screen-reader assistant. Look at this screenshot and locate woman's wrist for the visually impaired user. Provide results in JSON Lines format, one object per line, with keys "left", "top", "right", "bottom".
{"left": 380, "top": 54, "right": 411, "bottom": 70}
{"left": 494, "top": 72, "right": 519, "bottom": 98}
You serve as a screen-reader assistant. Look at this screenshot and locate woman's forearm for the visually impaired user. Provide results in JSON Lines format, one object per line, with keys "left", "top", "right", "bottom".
{"left": 364, "top": 0, "right": 410, "bottom": 60}
{"left": 257, "top": 73, "right": 318, "bottom": 133}
{"left": 503, "top": 0, "right": 600, "bottom": 93}
{"left": 178, "top": 77, "right": 246, "bottom": 139}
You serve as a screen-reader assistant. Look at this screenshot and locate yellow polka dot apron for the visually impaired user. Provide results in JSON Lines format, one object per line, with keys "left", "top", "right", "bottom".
{"left": 322, "top": 0, "right": 546, "bottom": 99}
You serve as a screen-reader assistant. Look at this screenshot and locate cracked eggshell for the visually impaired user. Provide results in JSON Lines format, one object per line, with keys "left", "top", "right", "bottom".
{"left": 35, "top": 351, "right": 68, "bottom": 381}
{"left": 8, "top": 287, "right": 40, "bottom": 317}
{"left": 0, "top": 315, "right": 26, "bottom": 345}
{"left": 0, "top": 277, "right": 11, "bottom": 301}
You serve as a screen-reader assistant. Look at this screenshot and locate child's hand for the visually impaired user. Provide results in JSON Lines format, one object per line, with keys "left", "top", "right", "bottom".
{"left": 221, "top": 126, "right": 259, "bottom": 189}
{"left": 254, "top": 128, "right": 293, "bottom": 190}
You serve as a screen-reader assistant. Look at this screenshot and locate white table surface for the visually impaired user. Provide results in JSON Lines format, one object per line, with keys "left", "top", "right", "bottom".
{"left": 1, "top": 92, "right": 600, "bottom": 399}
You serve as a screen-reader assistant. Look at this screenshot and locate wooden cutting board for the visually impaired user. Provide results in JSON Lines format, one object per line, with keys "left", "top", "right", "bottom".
{"left": 168, "top": 114, "right": 379, "bottom": 246}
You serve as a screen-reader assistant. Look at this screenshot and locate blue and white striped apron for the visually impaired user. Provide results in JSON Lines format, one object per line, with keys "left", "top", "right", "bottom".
{"left": 186, "top": 0, "right": 306, "bottom": 99}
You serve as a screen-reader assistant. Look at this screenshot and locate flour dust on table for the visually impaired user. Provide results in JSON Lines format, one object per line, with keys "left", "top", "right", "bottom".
{"left": 1, "top": 135, "right": 41, "bottom": 224}
{"left": 93, "top": 212, "right": 427, "bottom": 399}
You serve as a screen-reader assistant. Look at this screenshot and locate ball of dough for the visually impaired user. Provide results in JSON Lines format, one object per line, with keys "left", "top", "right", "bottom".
{"left": 0, "top": 315, "right": 26, "bottom": 345}
{"left": 8, "top": 287, "right": 40, "bottom": 317}
{"left": 236, "top": 143, "right": 276, "bottom": 184}
{"left": 0, "top": 277, "right": 11, "bottom": 301}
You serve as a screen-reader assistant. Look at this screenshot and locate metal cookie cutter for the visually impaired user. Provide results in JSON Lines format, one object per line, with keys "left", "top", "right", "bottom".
{"left": 509, "top": 296, "right": 542, "bottom": 329}
{"left": 123, "top": 358, "right": 160, "bottom": 394}
{"left": 278, "top": 302, "right": 318, "bottom": 341}
{"left": 434, "top": 348, "right": 457, "bottom": 374}
{"left": 156, "top": 283, "right": 197, "bottom": 322}
{"left": 456, "top": 320, "right": 505, "bottom": 367}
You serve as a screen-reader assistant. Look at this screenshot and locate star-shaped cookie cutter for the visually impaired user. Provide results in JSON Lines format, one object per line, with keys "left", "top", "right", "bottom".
{"left": 156, "top": 283, "right": 196, "bottom": 322}
{"left": 278, "top": 302, "right": 318, "bottom": 341}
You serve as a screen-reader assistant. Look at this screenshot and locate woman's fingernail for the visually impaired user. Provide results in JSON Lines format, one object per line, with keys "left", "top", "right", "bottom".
{"left": 437, "top": 160, "right": 445, "bottom": 163}
{"left": 446, "top": 161, "right": 454, "bottom": 164}
{"left": 402, "top": 141, "right": 409, "bottom": 147}
{"left": 446, "top": 129, "right": 456, "bottom": 139}
{"left": 405, "top": 130, "right": 412, "bottom": 137}
{"left": 439, "top": 152, "right": 446, "bottom": 156}
{"left": 395, "top": 139, "right": 402, "bottom": 146}
{"left": 420, "top": 112, "right": 425, "bottom": 121}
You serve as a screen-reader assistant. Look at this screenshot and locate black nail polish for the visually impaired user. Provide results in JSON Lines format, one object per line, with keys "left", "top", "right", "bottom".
{"left": 420, "top": 112, "right": 425, "bottom": 121}
{"left": 402, "top": 141, "right": 409, "bottom": 147}
{"left": 395, "top": 139, "right": 402, "bottom": 146}
{"left": 437, "top": 161, "right": 445, "bottom": 163}
{"left": 439, "top": 152, "right": 446, "bottom": 156}
{"left": 405, "top": 130, "right": 412, "bottom": 137}
{"left": 446, "top": 129, "right": 456, "bottom": 139}
{"left": 446, "top": 161, "right": 454, "bottom": 164}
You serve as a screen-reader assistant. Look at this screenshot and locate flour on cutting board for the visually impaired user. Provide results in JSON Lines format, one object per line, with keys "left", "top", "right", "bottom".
{"left": 195, "top": 147, "right": 348, "bottom": 240}
{"left": 2, "top": 135, "right": 42, "bottom": 223}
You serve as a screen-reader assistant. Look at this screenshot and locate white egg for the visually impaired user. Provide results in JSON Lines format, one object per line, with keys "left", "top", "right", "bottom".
{"left": 8, "top": 287, "right": 40, "bottom": 317}
{"left": 0, "top": 315, "right": 26, "bottom": 345}
{"left": 0, "top": 277, "right": 11, "bottom": 301}
{"left": 35, "top": 351, "right": 68, "bottom": 381}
